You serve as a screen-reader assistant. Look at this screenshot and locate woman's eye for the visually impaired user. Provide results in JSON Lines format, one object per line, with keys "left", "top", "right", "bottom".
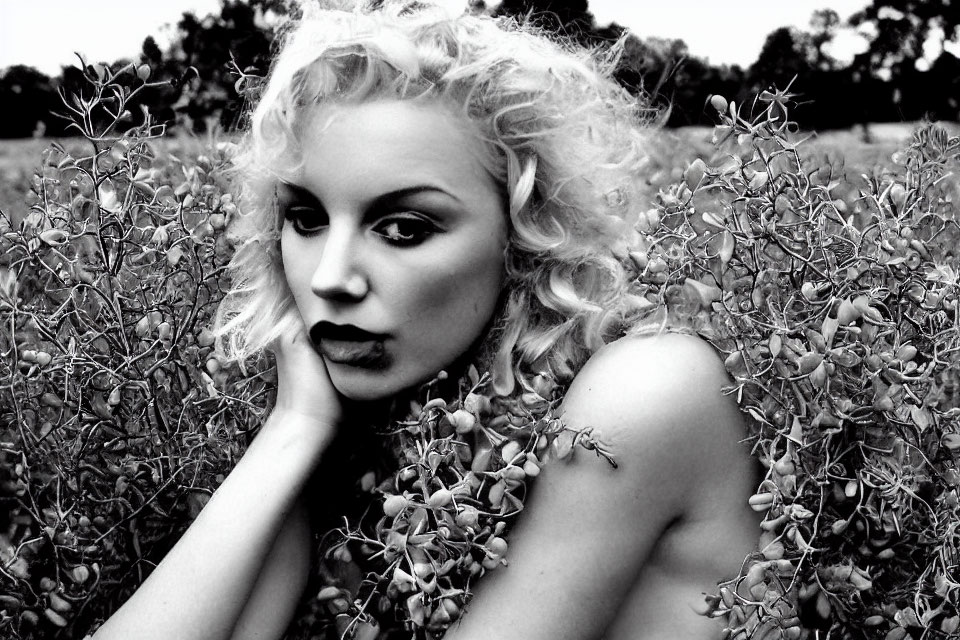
{"left": 374, "top": 215, "right": 435, "bottom": 246}
{"left": 284, "top": 206, "right": 327, "bottom": 235}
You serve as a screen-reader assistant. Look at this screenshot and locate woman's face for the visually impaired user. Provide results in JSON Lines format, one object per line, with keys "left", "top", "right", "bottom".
{"left": 280, "top": 99, "right": 508, "bottom": 401}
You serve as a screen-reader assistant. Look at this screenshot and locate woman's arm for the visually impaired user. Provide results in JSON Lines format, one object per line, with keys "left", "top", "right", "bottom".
{"left": 91, "top": 411, "right": 332, "bottom": 640}
{"left": 229, "top": 495, "right": 314, "bottom": 640}
{"left": 93, "top": 323, "right": 340, "bottom": 640}
{"left": 444, "top": 333, "right": 754, "bottom": 640}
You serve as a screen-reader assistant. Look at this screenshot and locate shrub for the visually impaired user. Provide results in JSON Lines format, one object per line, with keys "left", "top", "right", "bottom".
{"left": 1, "top": 67, "right": 958, "bottom": 640}
{"left": 0, "top": 62, "right": 271, "bottom": 638}
{"left": 640, "top": 90, "right": 960, "bottom": 639}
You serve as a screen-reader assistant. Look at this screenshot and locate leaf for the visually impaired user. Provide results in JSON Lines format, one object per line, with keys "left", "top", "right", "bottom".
{"left": 798, "top": 352, "right": 823, "bottom": 375}
{"left": 768, "top": 333, "right": 782, "bottom": 358}
{"left": 820, "top": 316, "right": 839, "bottom": 348}
{"left": 910, "top": 405, "right": 931, "bottom": 431}
{"left": 718, "top": 230, "right": 735, "bottom": 264}
{"left": 684, "top": 277, "right": 722, "bottom": 307}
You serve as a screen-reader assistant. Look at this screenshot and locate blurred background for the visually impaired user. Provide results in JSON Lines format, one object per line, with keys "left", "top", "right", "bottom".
{"left": 0, "top": 0, "right": 957, "bottom": 138}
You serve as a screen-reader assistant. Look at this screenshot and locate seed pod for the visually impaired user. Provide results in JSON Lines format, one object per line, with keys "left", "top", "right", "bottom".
{"left": 749, "top": 492, "right": 775, "bottom": 512}
{"left": 500, "top": 465, "right": 527, "bottom": 483}
{"left": 355, "top": 621, "right": 380, "bottom": 640}
{"left": 34, "top": 351, "right": 52, "bottom": 367}
{"left": 48, "top": 593, "right": 71, "bottom": 614}
{"left": 941, "top": 616, "right": 959, "bottom": 634}
{"left": 463, "top": 392, "right": 490, "bottom": 415}
{"left": 486, "top": 536, "right": 508, "bottom": 558}
{"left": 895, "top": 344, "right": 917, "bottom": 362}
{"left": 428, "top": 488, "right": 452, "bottom": 509}
{"left": 429, "top": 600, "right": 453, "bottom": 627}
{"left": 719, "top": 587, "right": 736, "bottom": 609}
{"left": 135, "top": 315, "right": 151, "bottom": 338}
{"left": 20, "top": 610, "right": 39, "bottom": 627}
{"left": 441, "top": 598, "right": 460, "bottom": 619}
{"left": 773, "top": 453, "right": 794, "bottom": 475}
{"left": 500, "top": 441, "right": 521, "bottom": 464}
{"left": 43, "top": 608, "right": 68, "bottom": 627}
{"left": 317, "top": 586, "right": 342, "bottom": 602}
{"left": 471, "top": 447, "right": 493, "bottom": 474}
{"left": 383, "top": 494, "right": 409, "bottom": 517}
{"left": 197, "top": 328, "right": 215, "bottom": 347}
{"left": 455, "top": 505, "right": 479, "bottom": 528}
{"left": 449, "top": 409, "right": 476, "bottom": 434}
{"left": 157, "top": 322, "right": 172, "bottom": 340}
{"left": 332, "top": 545, "right": 353, "bottom": 563}
{"left": 69, "top": 565, "right": 90, "bottom": 584}
{"left": 39, "top": 392, "right": 62, "bottom": 408}
{"left": 761, "top": 541, "right": 785, "bottom": 560}
{"left": 646, "top": 257, "right": 667, "bottom": 274}
{"left": 413, "top": 562, "right": 437, "bottom": 594}
{"left": 522, "top": 459, "right": 541, "bottom": 477}
{"left": 684, "top": 158, "right": 706, "bottom": 188}
{"left": 710, "top": 94, "right": 728, "bottom": 112}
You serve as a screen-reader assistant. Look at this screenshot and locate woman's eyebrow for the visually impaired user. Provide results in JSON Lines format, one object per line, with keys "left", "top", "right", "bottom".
{"left": 277, "top": 182, "right": 462, "bottom": 208}
{"left": 372, "top": 186, "right": 463, "bottom": 207}
{"left": 277, "top": 182, "right": 320, "bottom": 203}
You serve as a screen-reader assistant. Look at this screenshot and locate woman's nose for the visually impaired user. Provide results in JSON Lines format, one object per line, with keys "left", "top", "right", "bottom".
{"left": 310, "top": 229, "right": 369, "bottom": 301}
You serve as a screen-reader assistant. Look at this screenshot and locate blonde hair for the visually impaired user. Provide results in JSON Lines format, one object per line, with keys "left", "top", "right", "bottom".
{"left": 215, "top": 0, "right": 660, "bottom": 395}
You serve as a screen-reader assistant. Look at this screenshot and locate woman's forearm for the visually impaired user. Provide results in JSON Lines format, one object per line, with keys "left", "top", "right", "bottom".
{"left": 92, "top": 411, "right": 334, "bottom": 640}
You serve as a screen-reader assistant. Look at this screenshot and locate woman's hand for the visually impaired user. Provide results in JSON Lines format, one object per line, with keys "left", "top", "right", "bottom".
{"left": 92, "top": 318, "right": 339, "bottom": 640}
{"left": 269, "top": 314, "right": 345, "bottom": 434}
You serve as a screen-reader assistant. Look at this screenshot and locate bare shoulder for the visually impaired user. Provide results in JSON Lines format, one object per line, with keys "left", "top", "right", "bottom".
{"left": 446, "top": 333, "right": 753, "bottom": 639}
{"left": 562, "top": 331, "right": 738, "bottom": 434}
{"left": 560, "top": 332, "right": 748, "bottom": 504}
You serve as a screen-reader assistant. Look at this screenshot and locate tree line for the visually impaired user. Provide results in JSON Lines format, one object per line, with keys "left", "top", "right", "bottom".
{"left": 1, "top": 0, "right": 957, "bottom": 138}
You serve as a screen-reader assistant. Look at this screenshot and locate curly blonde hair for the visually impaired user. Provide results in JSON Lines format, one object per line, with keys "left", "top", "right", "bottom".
{"left": 215, "top": 0, "right": 660, "bottom": 395}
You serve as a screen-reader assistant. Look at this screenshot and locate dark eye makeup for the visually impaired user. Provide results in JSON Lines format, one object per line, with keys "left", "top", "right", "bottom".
{"left": 372, "top": 213, "right": 439, "bottom": 246}
{"left": 278, "top": 182, "right": 445, "bottom": 246}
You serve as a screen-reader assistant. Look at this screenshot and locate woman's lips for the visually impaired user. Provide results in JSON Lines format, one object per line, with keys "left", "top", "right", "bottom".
{"left": 310, "top": 321, "right": 389, "bottom": 368}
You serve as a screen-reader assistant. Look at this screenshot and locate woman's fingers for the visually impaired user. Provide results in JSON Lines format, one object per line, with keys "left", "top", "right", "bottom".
{"left": 270, "top": 317, "right": 345, "bottom": 431}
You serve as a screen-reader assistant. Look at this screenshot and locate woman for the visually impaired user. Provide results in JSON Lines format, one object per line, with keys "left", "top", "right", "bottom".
{"left": 93, "top": 2, "right": 757, "bottom": 638}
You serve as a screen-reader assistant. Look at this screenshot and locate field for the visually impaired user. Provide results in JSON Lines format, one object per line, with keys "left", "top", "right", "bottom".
{"left": 2, "top": 121, "right": 955, "bottom": 219}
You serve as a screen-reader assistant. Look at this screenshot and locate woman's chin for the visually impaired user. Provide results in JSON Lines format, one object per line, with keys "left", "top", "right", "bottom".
{"left": 326, "top": 361, "right": 451, "bottom": 408}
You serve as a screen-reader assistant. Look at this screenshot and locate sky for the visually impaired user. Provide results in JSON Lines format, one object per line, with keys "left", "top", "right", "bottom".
{"left": 0, "top": 0, "right": 874, "bottom": 75}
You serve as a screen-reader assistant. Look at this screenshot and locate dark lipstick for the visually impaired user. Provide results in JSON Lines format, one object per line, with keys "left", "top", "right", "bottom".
{"left": 310, "top": 321, "right": 389, "bottom": 368}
